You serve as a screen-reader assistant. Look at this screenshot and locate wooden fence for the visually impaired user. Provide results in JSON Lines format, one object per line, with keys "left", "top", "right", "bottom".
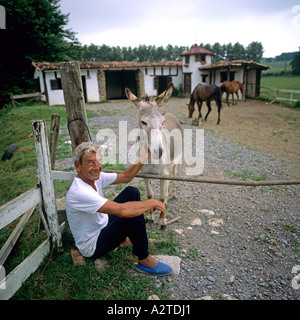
{"left": 0, "top": 120, "right": 62, "bottom": 300}
{"left": 0, "top": 187, "right": 49, "bottom": 299}
{"left": 260, "top": 86, "right": 300, "bottom": 105}
{"left": 10, "top": 92, "right": 43, "bottom": 107}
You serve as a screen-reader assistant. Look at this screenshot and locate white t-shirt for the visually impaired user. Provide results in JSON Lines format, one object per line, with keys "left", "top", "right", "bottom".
{"left": 66, "top": 172, "right": 117, "bottom": 257}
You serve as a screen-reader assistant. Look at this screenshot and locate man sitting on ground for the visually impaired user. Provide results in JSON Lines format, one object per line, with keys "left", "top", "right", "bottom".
{"left": 66, "top": 141, "right": 172, "bottom": 276}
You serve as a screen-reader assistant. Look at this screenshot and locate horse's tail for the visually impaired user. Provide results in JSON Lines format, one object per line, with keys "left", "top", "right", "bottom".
{"left": 215, "top": 86, "right": 222, "bottom": 109}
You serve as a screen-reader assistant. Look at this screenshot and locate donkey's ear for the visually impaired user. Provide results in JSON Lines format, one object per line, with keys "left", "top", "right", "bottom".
{"left": 155, "top": 82, "right": 174, "bottom": 107}
{"left": 125, "top": 88, "right": 141, "bottom": 106}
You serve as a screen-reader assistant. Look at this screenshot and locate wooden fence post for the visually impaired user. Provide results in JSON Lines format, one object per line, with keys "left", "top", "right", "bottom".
{"left": 32, "top": 120, "right": 62, "bottom": 249}
{"left": 49, "top": 113, "right": 60, "bottom": 170}
{"left": 60, "top": 61, "right": 90, "bottom": 152}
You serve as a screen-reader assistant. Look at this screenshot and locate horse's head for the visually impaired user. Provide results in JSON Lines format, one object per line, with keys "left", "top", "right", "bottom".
{"left": 187, "top": 103, "right": 195, "bottom": 118}
{"left": 125, "top": 83, "right": 174, "bottom": 160}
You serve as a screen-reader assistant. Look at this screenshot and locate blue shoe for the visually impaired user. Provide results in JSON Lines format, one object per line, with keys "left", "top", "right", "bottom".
{"left": 136, "top": 261, "right": 173, "bottom": 276}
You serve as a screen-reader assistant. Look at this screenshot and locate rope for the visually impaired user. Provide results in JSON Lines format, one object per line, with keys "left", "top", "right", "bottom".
{"left": 67, "top": 117, "right": 92, "bottom": 141}
{"left": 104, "top": 169, "right": 300, "bottom": 187}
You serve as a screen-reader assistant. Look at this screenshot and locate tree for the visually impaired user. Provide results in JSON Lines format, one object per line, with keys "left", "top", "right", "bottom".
{"left": 232, "top": 42, "right": 246, "bottom": 60}
{"left": 291, "top": 51, "right": 300, "bottom": 75}
{"left": 246, "top": 42, "right": 264, "bottom": 62}
{"left": 225, "top": 43, "right": 234, "bottom": 61}
{"left": 82, "top": 44, "right": 100, "bottom": 61}
{"left": 111, "top": 46, "right": 122, "bottom": 61}
{"left": 211, "top": 42, "right": 226, "bottom": 61}
{"left": 0, "top": 0, "right": 81, "bottom": 107}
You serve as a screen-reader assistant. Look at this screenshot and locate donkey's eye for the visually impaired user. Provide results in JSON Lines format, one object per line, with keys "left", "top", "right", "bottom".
{"left": 141, "top": 120, "right": 147, "bottom": 126}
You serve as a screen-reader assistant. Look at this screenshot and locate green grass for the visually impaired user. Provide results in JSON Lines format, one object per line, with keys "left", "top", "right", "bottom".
{"left": 0, "top": 101, "right": 180, "bottom": 300}
{"left": 11, "top": 228, "right": 179, "bottom": 300}
{"left": 261, "top": 76, "right": 300, "bottom": 91}
{"left": 260, "top": 75, "right": 300, "bottom": 107}
{"left": 224, "top": 169, "right": 268, "bottom": 181}
{"left": 0, "top": 101, "right": 70, "bottom": 206}
{"left": 262, "top": 60, "right": 292, "bottom": 75}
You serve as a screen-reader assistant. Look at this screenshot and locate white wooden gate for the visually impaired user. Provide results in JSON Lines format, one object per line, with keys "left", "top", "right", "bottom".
{"left": 0, "top": 120, "right": 62, "bottom": 300}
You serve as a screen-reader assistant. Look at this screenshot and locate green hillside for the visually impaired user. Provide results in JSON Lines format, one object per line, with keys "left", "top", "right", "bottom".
{"left": 262, "top": 60, "right": 292, "bottom": 75}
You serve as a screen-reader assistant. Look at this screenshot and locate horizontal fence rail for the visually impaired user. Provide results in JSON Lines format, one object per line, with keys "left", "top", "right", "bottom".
{"left": 260, "top": 86, "right": 300, "bottom": 105}
{"left": 0, "top": 186, "right": 42, "bottom": 230}
{"left": 51, "top": 170, "right": 300, "bottom": 187}
{"left": 0, "top": 186, "right": 49, "bottom": 300}
{"left": 0, "top": 238, "right": 50, "bottom": 300}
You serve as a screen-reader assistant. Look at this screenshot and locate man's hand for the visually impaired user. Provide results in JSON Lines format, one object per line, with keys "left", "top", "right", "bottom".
{"left": 151, "top": 199, "right": 165, "bottom": 218}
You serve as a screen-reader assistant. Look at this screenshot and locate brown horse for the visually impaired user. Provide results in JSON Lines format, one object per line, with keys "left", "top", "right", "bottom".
{"left": 187, "top": 84, "right": 222, "bottom": 125}
{"left": 220, "top": 81, "right": 241, "bottom": 106}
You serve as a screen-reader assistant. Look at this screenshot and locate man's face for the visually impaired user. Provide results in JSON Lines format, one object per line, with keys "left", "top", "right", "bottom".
{"left": 75, "top": 152, "right": 102, "bottom": 183}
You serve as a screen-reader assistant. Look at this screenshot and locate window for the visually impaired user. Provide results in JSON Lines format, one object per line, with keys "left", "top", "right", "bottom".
{"left": 50, "top": 78, "right": 62, "bottom": 90}
{"left": 195, "top": 54, "right": 206, "bottom": 63}
{"left": 185, "top": 56, "right": 190, "bottom": 64}
{"left": 195, "top": 54, "right": 201, "bottom": 62}
{"left": 220, "top": 71, "right": 235, "bottom": 82}
{"left": 201, "top": 74, "right": 208, "bottom": 83}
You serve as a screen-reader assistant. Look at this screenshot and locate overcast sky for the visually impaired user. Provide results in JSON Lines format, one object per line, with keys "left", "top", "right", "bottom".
{"left": 59, "top": 0, "right": 300, "bottom": 57}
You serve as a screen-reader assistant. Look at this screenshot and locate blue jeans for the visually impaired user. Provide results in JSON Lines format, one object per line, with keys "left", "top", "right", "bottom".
{"left": 90, "top": 186, "right": 149, "bottom": 260}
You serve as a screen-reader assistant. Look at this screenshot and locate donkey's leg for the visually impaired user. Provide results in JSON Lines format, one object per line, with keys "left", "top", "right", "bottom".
{"left": 171, "top": 164, "right": 177, "bottom": 199}
{"left": 159, "top": 179, "right": 169, "bottom": 230}
{"left": 144, "top": 178, "right": 154, "bottom": 223}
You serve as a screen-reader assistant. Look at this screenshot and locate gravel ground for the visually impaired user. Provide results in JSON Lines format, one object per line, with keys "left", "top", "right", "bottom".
{"left": 165, "top": 129, "right": 300, "bottom": 300}
{"left": 133, "top": 125, "right": 300, "bottom": 301}
{"left": 57, "top": 99, "right": 300, "bottom": 300}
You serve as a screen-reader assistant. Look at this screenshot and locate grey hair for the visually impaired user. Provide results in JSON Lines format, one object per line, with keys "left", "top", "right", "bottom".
{"left": 73, "top": 142, "right": 100, "bottom": 165}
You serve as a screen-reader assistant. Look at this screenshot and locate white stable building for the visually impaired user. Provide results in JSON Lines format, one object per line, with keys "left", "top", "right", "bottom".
{"left": 32, "top": 45, "right": 269, "bottom": 105}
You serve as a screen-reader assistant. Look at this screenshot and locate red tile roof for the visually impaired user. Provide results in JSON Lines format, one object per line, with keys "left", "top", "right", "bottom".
{"left": 180, "top": 45, "right": 215, "bottom": 56}
{"left": 32, "top": 61, "right": 182, "bottom": 71}
{"left": 199, "top": 59, "right": 270, "bottom": 70}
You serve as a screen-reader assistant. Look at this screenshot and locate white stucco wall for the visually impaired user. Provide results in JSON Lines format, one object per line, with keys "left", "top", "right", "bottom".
{"left": 81, "top": 69, "right": 100, "bottom": 102}
{"left": 45, "top": 71, "right": 65, "bottom": 105}
{"left": 143, "top": 66, "right": 182, "bottom": 96}
{"left": 247, "top": 69, "right": 256, "bottom": 98}
{"left": 182, "top": 54, "right": 213, "bottom": 92}
{"left": 34, "top": 69, "right": 65, "bottom": 105}
{"left": 34, "top": 69, "right": 46, "bottom": 102}
{"left": 35, "top": 69, "right": 100, "bottom": 105}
